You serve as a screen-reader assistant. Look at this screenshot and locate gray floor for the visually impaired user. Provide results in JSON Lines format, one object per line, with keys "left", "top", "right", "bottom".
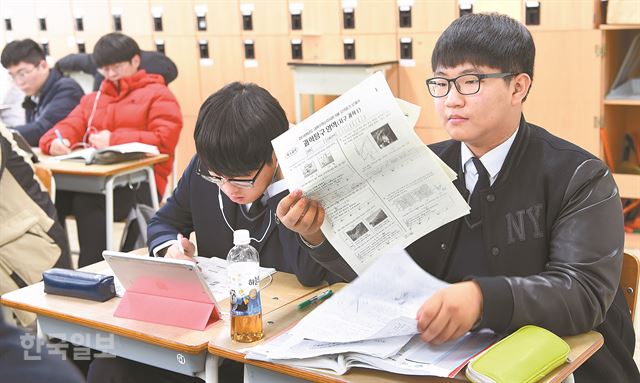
{"left": 65, "top": 218, "right": 640, "bottom": 369}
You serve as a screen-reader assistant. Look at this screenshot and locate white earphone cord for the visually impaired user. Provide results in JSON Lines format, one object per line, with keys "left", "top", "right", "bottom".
{"left": 218, "top": 188, "right": 272, "bottom": 243}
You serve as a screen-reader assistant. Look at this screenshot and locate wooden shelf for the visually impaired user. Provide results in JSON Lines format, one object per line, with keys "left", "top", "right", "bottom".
{"left": 604, "top": 99, "right": 640, "bottom": 106}
{"left": 614, "top": 173, "right": 640, "bottom": 199}
{"left": 626, "top": 232, "right": 640, "bottom": 250}
{"left": 600, "top": 24, "right": 640, "bottom": 30}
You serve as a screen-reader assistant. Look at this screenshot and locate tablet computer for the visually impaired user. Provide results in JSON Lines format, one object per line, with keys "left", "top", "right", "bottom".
{"left": 102, "top": 250, "right": 219, "bottom": 309}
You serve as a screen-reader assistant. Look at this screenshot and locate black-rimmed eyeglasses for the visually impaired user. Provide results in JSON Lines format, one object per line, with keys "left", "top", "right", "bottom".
{"left": 196, "top": 160, "right": 266, "bottom": 189}
{"left": 425, "top": 73, "right": 516, "bottom": 98}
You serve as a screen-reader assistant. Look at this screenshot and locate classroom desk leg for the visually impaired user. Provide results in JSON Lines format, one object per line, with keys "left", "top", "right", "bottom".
{"left": 105, "top": 177, "right": 115, "bottom": 250}
{"left": 202, "top": 354, "right": 219, "bottom": 383}
{"left": 294, "top": 87, "right": 302, "bottom": 123}
{"left": 144, "top": 166, "right": 159, "bottom": 210}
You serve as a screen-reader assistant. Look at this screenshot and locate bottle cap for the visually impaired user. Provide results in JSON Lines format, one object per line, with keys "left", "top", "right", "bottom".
{"left": 233, "top": 229, "right": 251, "bottom": 245}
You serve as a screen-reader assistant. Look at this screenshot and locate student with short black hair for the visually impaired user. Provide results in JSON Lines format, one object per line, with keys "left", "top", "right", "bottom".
{"left": 86, "top": 82, "right": 336, "bottom": 383}
{"left": 1, "top": 39, "right": 83, "bottom": 146}
{"left": 39, "top": 32, "right": 182, "bottom": 267}
{"left": 282, "top": 13, "right": 639, "bottom": 382}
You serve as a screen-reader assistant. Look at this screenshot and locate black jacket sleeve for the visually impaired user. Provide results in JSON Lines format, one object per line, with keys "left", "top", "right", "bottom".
{"left": 477, "top": 159, "right": 624, "bottom": 335}
{"left": 147, "top": 157, "right": 196, "bottom": 254}
{"left": 14, "top": 79, "right": 83, "bottom": 146}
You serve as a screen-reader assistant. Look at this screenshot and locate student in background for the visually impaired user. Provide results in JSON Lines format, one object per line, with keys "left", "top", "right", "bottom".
{"left": 282, "top": 13, "right": 639, "bottom": 382}
{"left": 39, "top": 32, "right": 182, "bottom": 267}
{"left": 0, "top": 123, "right": 71, "bottom": 327}
{"left": 1, "top": 39, "right": 83, "bottom": 146}
{"left": 55, "top": 50, "right": 178, "bottom": 91}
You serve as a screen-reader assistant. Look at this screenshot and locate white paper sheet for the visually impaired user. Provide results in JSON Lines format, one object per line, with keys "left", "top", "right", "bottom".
{"left": 287, "top": 248, "right": 448, "bottom": 343}
{"left": 272, "top": 72, "right": 469, "bottom": 275}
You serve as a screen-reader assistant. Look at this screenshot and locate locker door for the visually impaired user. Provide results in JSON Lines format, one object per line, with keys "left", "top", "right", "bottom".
{"left": 162, "top": 36, "right": 202, "bottom": 116}
{"left": 34, "top": 0, "right": 74, "bottom": 36}
{"left": 71, "top": 0, "right": 111, "bottom": 36}
{"left": 398, "top": 33, "right": 442, "bottom": 130}
{"left": 198, "top": 36, "right": 244, "bottom": 101}
{"left": 1, "top": 0, "right": 37, "bottom": 38}
{"left": 341, "top": 0, "right": 396, "bottom": 34}
{"left": 240, "top": 1, "right": 288, "bottom": 35}
{"left": 199, "top": 1, "right": 241, "bottom": 35}
{"left": 524, "top": 30, "right": 601, "bottom": 155}
{"left": 347, "top": 35, "right": 397, "bottom": 62}
{"left": 111, "top": 1, "right": 152, "bottom": 36}
{"left": 473, "top": 0, "right": 522, "bottom": 21}
{"left": 527, "top": 0, "right": 596, "bottom": 30}
{"left": 242, "top": 36, "right": 295, "bottom": 121}
{"left": 288, "top": 35, "right": 343, "bottom": 62}
{"left": 398, "top": 0, "right": 457, "bottom": 34}
{"left": 149, "top": 0, "right": 195, "bottom": 36}
{"left": 294, "top": 0, "right": 340, "bottom": 35}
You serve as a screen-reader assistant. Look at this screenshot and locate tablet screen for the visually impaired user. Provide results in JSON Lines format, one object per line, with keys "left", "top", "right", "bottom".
{"left": 102, "top": 251, "right": 216, "bottom": 306}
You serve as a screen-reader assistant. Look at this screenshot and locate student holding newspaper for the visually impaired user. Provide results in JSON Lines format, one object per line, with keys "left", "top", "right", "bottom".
{"left": 278, "top": 13, "right": 638, "bottom": 383}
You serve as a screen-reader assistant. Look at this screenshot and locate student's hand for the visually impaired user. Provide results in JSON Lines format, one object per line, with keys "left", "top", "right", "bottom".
{"left": 416, "top": 281, "right": 483, "bottom": 345}
{"left": 49, "top": 138, "right": 71, "bottom": 155}
{"left": 87, "top": 129, "right": 111, "bottom": 149}
{"left": 277, "top": 189, "right": 326, "bottom": 246}
{"left": 164, "top": 234, "right": 196, "bottom": 261}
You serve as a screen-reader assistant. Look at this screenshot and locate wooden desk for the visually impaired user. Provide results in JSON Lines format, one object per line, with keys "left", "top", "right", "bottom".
{"left": 0, "top": 261, "right": 325, "bottom": 383}
{"left": 287, "top": 61, "right": 398, "bottom": 123}
{"left": 38, "top": 154, "right": 169, "bottom": 250}
{"left": 208, "top": 284, "right": 604, "bottom": 383}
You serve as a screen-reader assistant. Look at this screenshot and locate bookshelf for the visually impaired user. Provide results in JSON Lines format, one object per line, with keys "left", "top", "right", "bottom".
{"left": 599, "top": 18, "right": 640, "bottom": 248}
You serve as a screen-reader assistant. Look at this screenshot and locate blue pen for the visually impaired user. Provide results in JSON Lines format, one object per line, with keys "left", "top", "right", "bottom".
{"left": 54, "top": 129, "right": 66, "bottom": 146}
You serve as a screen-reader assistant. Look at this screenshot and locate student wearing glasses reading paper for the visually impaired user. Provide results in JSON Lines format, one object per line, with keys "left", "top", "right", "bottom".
{"left": 282, "top": 13, "right": 639, "bottom": 382}
{"left": 86, "top": 82, "right": 338, "bottom": 383}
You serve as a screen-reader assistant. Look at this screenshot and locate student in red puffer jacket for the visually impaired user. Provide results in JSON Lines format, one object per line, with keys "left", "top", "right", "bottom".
{"left": 39, "top": 32, "right": 182, "bottom": 267}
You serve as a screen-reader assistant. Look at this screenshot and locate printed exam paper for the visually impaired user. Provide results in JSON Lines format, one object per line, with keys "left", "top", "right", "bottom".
{"left": 272, "top": 72, "right": 469, "bottom": 274}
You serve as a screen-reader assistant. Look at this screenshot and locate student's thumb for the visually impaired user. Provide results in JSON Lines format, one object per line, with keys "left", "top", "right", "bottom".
{"left": 181, "top": 237, "right": 196, "bottom": 257}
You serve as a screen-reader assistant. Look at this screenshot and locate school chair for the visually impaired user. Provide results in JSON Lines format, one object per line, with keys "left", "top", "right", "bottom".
{"left": 621, "top": 252, "right": 639, "bottom": 321}
{"left": 34, "top": 163, "right": 55, "bottom": 202}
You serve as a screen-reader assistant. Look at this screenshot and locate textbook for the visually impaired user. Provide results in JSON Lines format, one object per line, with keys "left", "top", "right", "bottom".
{"left": 245, "top": 250, "right": 497, "bottom": 377}
{"left": 52, "top": 142, "right": 160, "bottom": 165}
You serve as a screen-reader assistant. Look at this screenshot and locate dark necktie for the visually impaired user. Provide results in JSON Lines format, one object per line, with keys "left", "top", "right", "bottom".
{"left": 466, "top": 157, "right": 490, "bottom": 227}
{"left": 247, "top": 197, "right": 266, "bottom": 219}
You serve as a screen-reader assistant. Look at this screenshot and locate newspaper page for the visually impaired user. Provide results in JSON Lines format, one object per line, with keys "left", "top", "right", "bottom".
{"left": 272, "top": 72, "right": 469, "bottom": 274}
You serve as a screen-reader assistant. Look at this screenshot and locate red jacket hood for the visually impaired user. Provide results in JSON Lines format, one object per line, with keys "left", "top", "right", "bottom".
{"left": 100, "top": 70, "right": 166, "bottom": 99}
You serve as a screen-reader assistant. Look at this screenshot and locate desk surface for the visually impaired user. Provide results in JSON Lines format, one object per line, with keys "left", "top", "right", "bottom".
{"left": 208, "top": 284, "right": 604, "bottom": 383}
{"left": 37, "top": 153, "right": 169, "bottom": 177}
{"left": 288, "top": 60, "right": 398, "bottom": 68}
{"left": 0, "top": 261, "right": 324, "bottom": 354}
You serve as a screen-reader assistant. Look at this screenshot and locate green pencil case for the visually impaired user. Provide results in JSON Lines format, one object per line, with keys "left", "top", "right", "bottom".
{"left": 466, "top": 325, "right": 570, "bottom": 383}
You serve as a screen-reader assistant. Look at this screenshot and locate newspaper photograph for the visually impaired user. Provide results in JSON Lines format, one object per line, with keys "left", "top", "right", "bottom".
{"left": 272, "top": 72, "right": 469, "bottom": 274}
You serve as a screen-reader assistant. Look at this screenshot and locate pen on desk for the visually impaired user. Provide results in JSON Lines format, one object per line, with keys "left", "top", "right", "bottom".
{"left": 177, "top": 233, "right": 185, "bottom": 254}
{"left": 298, "top": 289, "right": 333, "bottom": 310}
{"left": 54, "top": 129, "right": 66, "bottom": 146}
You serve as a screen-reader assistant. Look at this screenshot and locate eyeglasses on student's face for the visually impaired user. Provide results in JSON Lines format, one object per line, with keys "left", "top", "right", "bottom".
{"left": 196, "top": 161, "right": 266, "bottom": 189}
{"left": 97, "top": 61, "right": 128, "bottom": 76}
{"left": 9, "top": 65, "right": 38, "bottom": 82}
{"left": 425, "top": 72, "right": 516, "bottom": 98}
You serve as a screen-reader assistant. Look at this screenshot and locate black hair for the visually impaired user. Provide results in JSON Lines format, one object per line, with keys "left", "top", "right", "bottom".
{"left": 92, "top": 33, "right": 141, "bottom": 68}
{"left": 1, "top": 39, "right": 46, "bottom": 68}
{"left": 431, "top": 13, "right": 535, "bottom": 83}
{"left": 194, "top": 82, "right": 288, "bottom": 177}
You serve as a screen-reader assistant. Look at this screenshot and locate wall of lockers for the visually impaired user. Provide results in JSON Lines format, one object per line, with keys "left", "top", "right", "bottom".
{"left": 0, "top": 0, "right": 602, "bottom": 175}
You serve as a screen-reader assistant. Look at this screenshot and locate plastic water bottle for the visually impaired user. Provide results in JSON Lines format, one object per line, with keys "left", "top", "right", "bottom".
{"left": 227, "top": 229, "right": 264, "bottom": 342}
